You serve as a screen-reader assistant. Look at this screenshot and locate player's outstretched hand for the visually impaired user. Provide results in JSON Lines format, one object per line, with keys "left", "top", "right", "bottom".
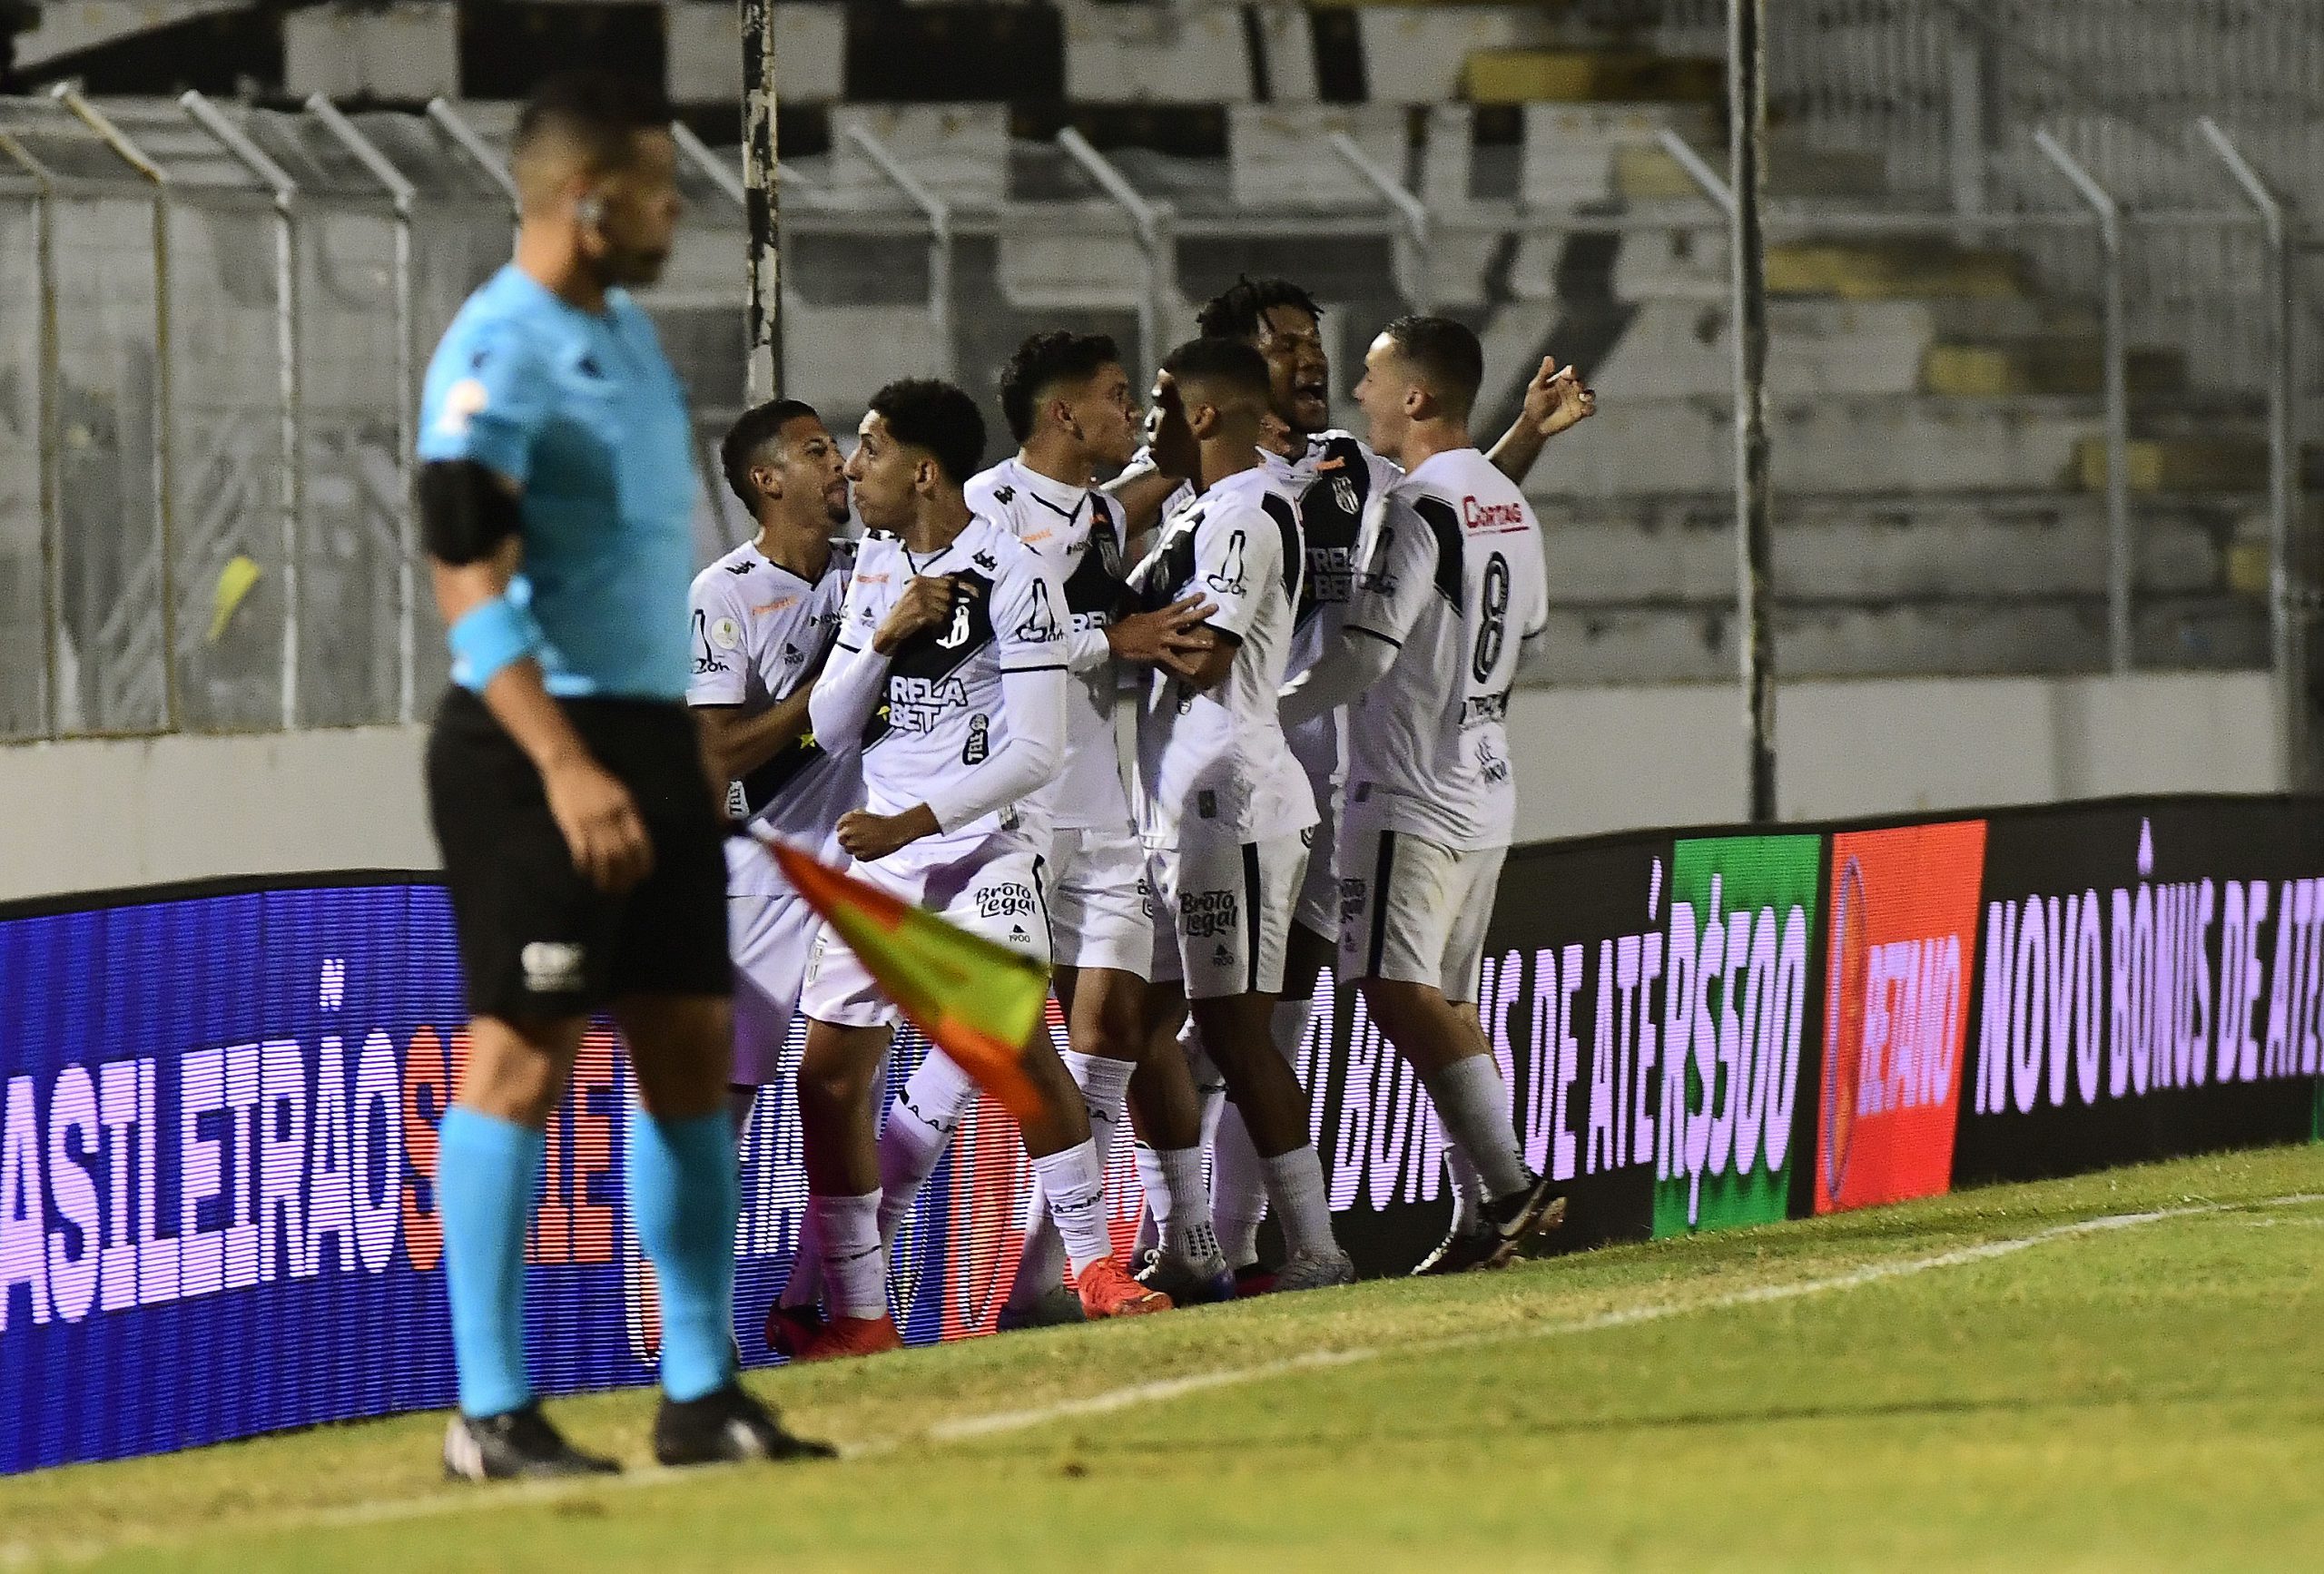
{"left": 837, "top": 805, "right": 940, "bottom": 863}
{"left": 874, "top": 575, "right": 970, "bottom": 655}
{"left": 544, "top": 755, "right": 655, "bottom": 894}
{"left": 1524, "top": 357, "right": 1597, "bottom": 438}
{"left": 1108, "top": 593, "right": 1217, "bottom": 676}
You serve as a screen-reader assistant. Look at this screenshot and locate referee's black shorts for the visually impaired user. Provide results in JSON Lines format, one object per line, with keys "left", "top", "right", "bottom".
{"left": 426, "top": 687, "right": 731, "bottom": 1020}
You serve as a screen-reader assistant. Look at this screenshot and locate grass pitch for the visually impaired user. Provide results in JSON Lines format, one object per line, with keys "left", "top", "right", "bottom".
{"left": 5, "top": 1146, "right": 2321, "bottom": 1572}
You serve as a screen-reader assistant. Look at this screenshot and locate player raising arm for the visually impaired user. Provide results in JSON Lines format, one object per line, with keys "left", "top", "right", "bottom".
{"left": 1283, "top": 315, "right": 1565, "bottom": 1274}
{"left": 418, "top": 74, "right": 825, "bottom": 1478}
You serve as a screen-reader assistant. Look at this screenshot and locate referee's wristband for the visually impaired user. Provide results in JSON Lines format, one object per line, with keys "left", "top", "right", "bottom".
{"left": 448, "top": 591, "right": 545, "bottom": 692}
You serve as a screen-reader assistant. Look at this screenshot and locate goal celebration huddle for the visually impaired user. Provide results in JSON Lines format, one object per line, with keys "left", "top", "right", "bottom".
{"left": 416, "top": 73, "right": 1596, "bottom": 1480}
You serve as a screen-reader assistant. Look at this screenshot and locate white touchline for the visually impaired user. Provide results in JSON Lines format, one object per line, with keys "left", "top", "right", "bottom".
{"left": 904, "top": 1192, "right": 2324, "bottom": 1449}
{"left": 9, "top": 1192, "right": 2317, "bottom": 1566}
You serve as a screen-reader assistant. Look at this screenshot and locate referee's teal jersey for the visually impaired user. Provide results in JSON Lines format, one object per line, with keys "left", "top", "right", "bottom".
{"left": 418, "top": 264, "right": 695, "bottom": 701}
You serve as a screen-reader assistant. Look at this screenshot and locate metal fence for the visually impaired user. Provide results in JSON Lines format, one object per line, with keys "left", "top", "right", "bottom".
{"left": 0, "top": 64, "right": 2312, "bottom": 744}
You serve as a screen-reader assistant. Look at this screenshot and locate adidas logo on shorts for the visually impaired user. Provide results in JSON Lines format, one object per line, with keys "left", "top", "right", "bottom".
{"left": 1212, "top": 943, "right": 1233, "bottom": 968}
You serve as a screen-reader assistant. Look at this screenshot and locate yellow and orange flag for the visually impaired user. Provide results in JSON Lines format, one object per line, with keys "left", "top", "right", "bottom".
{"left": 750, "top": 834, "right": 1051, "bottom": 1119}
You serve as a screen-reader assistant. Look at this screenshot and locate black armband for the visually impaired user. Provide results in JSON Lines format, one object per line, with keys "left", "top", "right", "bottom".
{"left": 419, "top": 460, "right": 522, "bottom": 566}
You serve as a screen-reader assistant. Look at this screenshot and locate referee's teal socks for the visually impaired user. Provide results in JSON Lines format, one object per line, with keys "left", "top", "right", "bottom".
{"left": 625, "top": 1109, "right": 739, "bottom": 1403}
{"left": 438, "top": 1107, "right": 544, "bottom": 1418}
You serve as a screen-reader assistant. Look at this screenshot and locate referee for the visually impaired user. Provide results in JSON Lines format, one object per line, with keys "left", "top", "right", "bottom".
{"left": 417, "top": 74, "right": 826, "bottom": 1478}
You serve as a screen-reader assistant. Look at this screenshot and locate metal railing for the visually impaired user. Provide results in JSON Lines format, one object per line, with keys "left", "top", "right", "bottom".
{"left": 0, "top": 85, "right": 2308, "bottom": 751}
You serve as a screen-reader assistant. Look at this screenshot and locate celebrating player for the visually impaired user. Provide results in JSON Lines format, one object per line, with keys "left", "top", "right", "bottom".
{"left": 783, "top": 379, "right": 1168, "bottom": 1362}
{"left": 1116, "top": 278, "right": 1594, "bottom": 1280}
{"left": 417, "top": 74, "right": 825, "bottom": 1476}
{"left": 1125, "top": 337, "right": 1349, "bottom": 1293}
{"left": 1284, "top": 315, "right": 1564, "bottom": 1273}
{"left": 686, "top": 399, "right": 860, "bottom": 1125}
{"left": 966, "top": 332, "right": 1221, "bottom": 1325}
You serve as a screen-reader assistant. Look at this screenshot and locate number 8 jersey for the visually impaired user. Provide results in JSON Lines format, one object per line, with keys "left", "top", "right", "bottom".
{"left": 1340, "top": 447, "right": 1548, "bottom": 851}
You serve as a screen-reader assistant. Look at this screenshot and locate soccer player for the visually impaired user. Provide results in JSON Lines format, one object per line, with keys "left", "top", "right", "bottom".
{"left": 1114, "top": 279, "right": 1593, "bottom": 1280}
{"left": 1126, "top": 336, "right": 1349, "bottom": 1292}
{"left": 686, "top": 399, "right": 859, "bottom": 1124}
{"left": 417, "top": 74, "right": 824, "bottom": 1477}
{"left": 970, "top": 331, "right": 1222, "bottom": 1325}
{"left": 1283, "top": 315, "right": 1569, "bottom": 1274}
{"left": 784, "top": 379, "right": 1168, "bottom": 1361}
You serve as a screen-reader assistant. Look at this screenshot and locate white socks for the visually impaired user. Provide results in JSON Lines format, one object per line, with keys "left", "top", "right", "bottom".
{"left": 1443, "top": 1142, "right": 1486, "bottom": 1235}
{"left": 1261, "top": 1146, "right": 1339, "bottom": 1258}
{"left": 1008, "top": 1051, "right": 1137, "bottom": 1309}
{"left": 1421, "top": 1054, "right": 1531, "bottom": 1201}
{"left": 812, "top": 1190, "right": 886, "bottom": 1321}
{"left": 1152, "top": 1144, "right": 1221, "bottom": 1264}
{"left": 1031, "top": 1140, "right": 1113, "bottom": 1273}
{"left": 1211, "top": 1105, "right": 1267, "bottom": 1268}
{"left": 878, "top": 1050, "right": 979, "bottom": 1252}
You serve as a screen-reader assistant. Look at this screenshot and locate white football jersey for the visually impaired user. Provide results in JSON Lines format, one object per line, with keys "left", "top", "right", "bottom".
{"left": 1340, "top": 448, "right": 1548, "bottom": 852}
{"left": 687, "top": 539, "right": 862, "bottom": 895}
{"left": 834, "top": 516, "right": 1069, "bottom": 855}
{"left": 1127, "top": 466, "right": 1316, "bottom": 846}
{"left": 967, "top": 457, "right": 1136, "bottom": 835}
{"left": 1267, "top": 430, "right": 1405, "bottom": 787}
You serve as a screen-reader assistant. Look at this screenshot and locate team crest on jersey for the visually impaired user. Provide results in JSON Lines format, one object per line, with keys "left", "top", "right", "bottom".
{"left": 1478, "top": 736, "right": 1510, "bottom": 784}
{"left": 691, "top": 609, "right": 730, "bottom": 675}
{"left": 936, "top": 596, "right": 975, "bottom": 649}
{"left": 1013, "top": 580, "right": 1062, "bottom": 643}
{"left": 1205, "top": 529, "right": 1248, "bottom": 595}
{"left": 1330, "top": 474, "right": 1359, "bottom": 515}
{"left": 963, "top": 712, "right": 990, "bottom": 763}
{"left": 973, "top": 549, "right": 999, "bottom": 572}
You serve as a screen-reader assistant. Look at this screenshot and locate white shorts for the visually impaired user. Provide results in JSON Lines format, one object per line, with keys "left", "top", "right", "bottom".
{"left": 1047, "top": 823, "right": 1154, "bottom": 978}
{"left": 1292, "top": 775, "right": 1340, "bottom": 940}
{"left": 727, "top": 888, "right": 820, "bottom": 1085}
{"left": 1146, "top": 831, "right": 1309, "bottom": 1000}
{"left": 1334, "top": 826, "right": 1506, "bottom": 1004}
{"left": 799, "top": 834, "right": 1053, "bottom": 1029}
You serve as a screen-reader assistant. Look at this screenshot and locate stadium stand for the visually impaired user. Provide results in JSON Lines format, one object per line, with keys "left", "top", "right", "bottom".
{"left": 0, "top": 1, "right": 2315, "bottom": 743}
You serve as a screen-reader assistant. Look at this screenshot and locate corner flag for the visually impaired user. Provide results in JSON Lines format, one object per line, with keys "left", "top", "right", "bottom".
{"left": 751, "top": 833, "right": 1051, "bottom": 1119}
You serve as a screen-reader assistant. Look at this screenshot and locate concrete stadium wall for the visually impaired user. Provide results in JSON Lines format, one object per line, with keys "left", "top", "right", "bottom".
{"left": 0, "top": 672, "right": 2280, "bottom": 902}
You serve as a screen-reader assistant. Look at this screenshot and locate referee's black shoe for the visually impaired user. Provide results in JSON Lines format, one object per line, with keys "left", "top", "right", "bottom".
{"left": 443, "top": 1403, "right": 620, "bottom": 1481}
{"left": 654, "top": 1382, "right": 837, "bottom": 1467}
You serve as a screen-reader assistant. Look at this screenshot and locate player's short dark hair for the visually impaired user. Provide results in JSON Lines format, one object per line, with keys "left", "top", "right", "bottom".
{"left": 720, "top": 398, "right": 822, "bottom": 506}
{"left": 1382, "top": 314, "right": 1485, "bottom": 419}
{"left": 1162, "top": 336, "right": 1272, "bottom": 405}
{"left": 513, "top": 71, "right": 672, "bottom": 177}
{"left": 869, "top": 378, "right": 987, "bottom": 487}
{"left": 999, "top": 330, "right": 1122, "bottom": 444}
{"left": 1196, "top": 275, "right": 1324, "bottom": 343}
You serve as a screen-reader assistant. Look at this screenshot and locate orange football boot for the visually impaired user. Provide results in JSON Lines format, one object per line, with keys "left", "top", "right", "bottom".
{"left": 1077, "top": 1255, "right": 1173, "bottom": 1319}
{"left": 794, "top": 1313, "right": 904, "bottom": 1362}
